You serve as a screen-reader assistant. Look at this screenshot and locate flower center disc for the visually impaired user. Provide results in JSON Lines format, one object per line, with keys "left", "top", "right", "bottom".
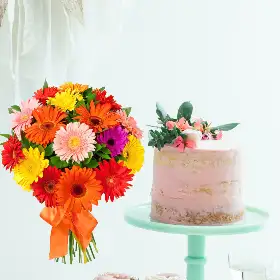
{"left": 71, "top": 183, "right": 86, "bottom": 198}
{"left": 40, "top": 121, "right": 55, "bottom": 130}
{"left": 106, "top": 176, "right": 115, "bottom": 188}
{"left": 90, "top": 116, "right": 101, "bottom": 126}
{"left": 20, "top": 114, "right": 29, "bottom": 122}
{"left": 68, "top": 136, "right": 81, "bottom": 149}
{"left": 107, "top": 138, "right": 115, "bottom": 146}
{"left": 44, "top": 180, "right": 55, "bottom": 193}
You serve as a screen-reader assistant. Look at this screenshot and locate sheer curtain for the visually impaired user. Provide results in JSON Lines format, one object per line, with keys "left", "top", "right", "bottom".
{"left": 0, "top": 1, "right": 279, "bottom": 280}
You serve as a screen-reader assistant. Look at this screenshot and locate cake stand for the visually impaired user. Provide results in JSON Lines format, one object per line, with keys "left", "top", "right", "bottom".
{"left": 124, "top": 203, "right": 268, "bottom": 280}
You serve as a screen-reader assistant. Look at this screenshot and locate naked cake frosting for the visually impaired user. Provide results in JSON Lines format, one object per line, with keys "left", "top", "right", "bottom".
{"left": 148, "top": 102, "right": 243, "bottom": 225}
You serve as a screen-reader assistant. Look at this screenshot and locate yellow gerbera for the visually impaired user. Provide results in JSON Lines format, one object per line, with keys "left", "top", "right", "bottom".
{"left": 47, "top": 89, "right": 77, "bottom": 112}
{"left": 121, "top": 135, "right": 144, "bottom": 173}
{"left": 13, "top": 147, "right": 49, "bottom": 191}
{"left": 59, "top": 82, "right": 88, "bottom": 101}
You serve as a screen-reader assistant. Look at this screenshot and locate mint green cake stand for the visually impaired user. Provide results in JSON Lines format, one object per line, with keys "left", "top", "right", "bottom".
{"left": 124, "top": 203, "right": 268, "bottom": 280}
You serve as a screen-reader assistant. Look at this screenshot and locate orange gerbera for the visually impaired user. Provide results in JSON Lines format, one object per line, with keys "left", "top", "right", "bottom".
{"left": 75, "top": 101, "right": 119, "bottom": 132}
{"left": 25, "top": 106, "right": 67, "bottom": 146}
{"left": 60, "top": 82, "right": 88, "bottom": 93}
{"left": 56, "top": 166, "right": 103, "bottom": 213}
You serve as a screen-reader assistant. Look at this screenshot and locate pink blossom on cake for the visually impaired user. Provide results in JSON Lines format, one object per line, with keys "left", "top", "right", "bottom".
{"left": 193, "top": 120, "right": 203, "bottom": 131}
{"left": 202, "top": 133, "right": 212, "bottom": 140}
{"left": 176, "top": 117, "right": 191, "bottom": 131}
{"left": 166, "top": 121, "right": 176, "bottom": 130}
{"left": 182, "top": 129, "right": 202, "bottom": 148}
{"left": 215, "top": 130, "right": 223, "bottom": 140}
{"left": 185, "top": 140, "right": 197, "bottom": 148}
{"left": 172, "top": 136, "right": 185, "bottom": 152}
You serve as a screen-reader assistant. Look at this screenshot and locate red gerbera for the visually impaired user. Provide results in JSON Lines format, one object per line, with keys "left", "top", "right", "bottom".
{"left": 34, "top": 87, "right": 59, "bottom": 105}
{"left": 31, "top": 166, "right": 62, "bottom": 207}
{"left": 96, "top": 158, "right": 134, "bottom": 202}
{"left": 94, "top": 88, "right": 122, "bottom": 110}
{"left": 1, "top": 135, "right": 24, "bottom": 171}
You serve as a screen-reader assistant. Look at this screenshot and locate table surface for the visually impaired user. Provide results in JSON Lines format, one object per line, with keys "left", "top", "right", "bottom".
{"left": 124, "top": 203, "right": 269, "bottom": 236}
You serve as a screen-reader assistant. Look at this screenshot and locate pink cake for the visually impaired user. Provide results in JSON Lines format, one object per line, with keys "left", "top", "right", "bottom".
{"left": 94, "top": 273, "right": 138, "bottom": 280}
{"left": 150, "top": 142, "right": 244, "bottom": 225}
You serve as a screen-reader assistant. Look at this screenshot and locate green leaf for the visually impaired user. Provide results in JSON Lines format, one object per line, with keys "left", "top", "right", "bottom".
{"left": 50, "top": 156, "right": 69, "bottom": 168}
{"left": 83, "top": 88, "right": 93, "bottom": 96}
{"left": 177, "top": 101, "right": 193, "bottom": 121}
{"left": 37, "top": 145, "right": 45, "bottom": 153}
{"left": 101, "top": 147, "right": 111, "bottom": 154}
{"left": 0, "top": 142, "right": 5, "bottom": 146}
{"left": 72, "top": 162, "right": 82, "bottom": 167}
{"left": 8, "top": 105, "right": 21, "bottom": 114}
{"left": 11, "top": 105, "right": 21, "bottom": 112}
{"left": 156, "top": 102, "right": 167, "bottom": 122}
{"left": 115, "top": 155, "right": 127, "bottom": 162}
{"left": 83, "top": 152, "right": 93, "bottom": 165}
{"left": 101, "top": 154, "right": 111, "bottom": 160}
{"left": 76, "top": 100, "right": 86, "bottom": 108}
{"left": 123, "top": 107, "right": 132, "bottom": 116}
{"left": 211, "top": 123, "right": 240, "bottom": 132}
{"left": 85, "top": 159, "right": 99, "bottom": 168}
{"left": 99, "top": 87, "right": 105, "bottom": 92}
{"left": 21, "top": 134, "right": 30, "bottom": 148}
{"left": 95, "top": 144, "right": 102, "bottom": 152}
{"left": 97, "top": 151, "right": 110, "bottom": 160}
{"left": 0, "top": 134, "right": 10, "bottom": 139}
{"left": 86, "top": 92, "right": 96, "bottom": 103}
{"left": 45, "top": 144, "right": 54, "bottom": 156}
{"left": 43, "top": 79, "right": 48, "bottom": 89}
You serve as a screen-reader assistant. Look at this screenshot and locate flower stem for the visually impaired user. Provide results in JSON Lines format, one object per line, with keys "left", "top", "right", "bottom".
{"left": 78, "top": 246, "right": 82, "bottom": 263}
{"left": 69, "top": 231, "right": 73, "bottom": 264}
{"left": 91, "top": 233, "right": 98, "bottom": 253}
{"left": 89, "top": 243, "right": 95, "bottom": 259}
{"left": 86, "top": 249, "right": 92, "bottom": 262}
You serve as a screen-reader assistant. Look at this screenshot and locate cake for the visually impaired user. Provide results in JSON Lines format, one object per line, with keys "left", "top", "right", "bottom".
{"left": 148, "top": 101, "right": 243, "bottom": 225}
{"left": 145, "top": 273, "right": 183, "bottom": 280}
{"left": 94, "top": 273, "right": 138, "bottom": 280}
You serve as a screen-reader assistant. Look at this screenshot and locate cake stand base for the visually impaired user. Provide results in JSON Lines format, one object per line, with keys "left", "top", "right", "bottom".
{"left": 185, "top": 235, "right": 206, "bottom": 280}
{"left": 124, "top": 203, "right": 268, "bottom": 280}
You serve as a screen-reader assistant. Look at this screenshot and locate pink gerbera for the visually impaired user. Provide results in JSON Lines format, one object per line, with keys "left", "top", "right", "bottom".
{"left": 11, "top": 98, "right": 40, "bottom": 138}
{"left": 53, "top": 122, "right": 97, "bottom": 163}
{"left": 117, "top": 110, "right": 143, "bottom": 139}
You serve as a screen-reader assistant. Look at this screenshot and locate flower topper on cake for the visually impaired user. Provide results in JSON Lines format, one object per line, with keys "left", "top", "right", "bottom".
{"left": 1, "top": 81, "right": 144, "bottom": 264}
{"left": 148, "top": 101, "right": 239, "bottom": 151}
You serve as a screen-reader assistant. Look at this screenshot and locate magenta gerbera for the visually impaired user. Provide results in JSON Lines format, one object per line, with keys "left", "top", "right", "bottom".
{"left": 97, "top": 125, "right": 128, "bottom": 157}
{"left": 53, "top": 122, "right": 96, "bottom": 163}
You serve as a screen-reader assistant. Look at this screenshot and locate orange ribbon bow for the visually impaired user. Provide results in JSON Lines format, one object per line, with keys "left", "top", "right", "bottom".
{"left": 40, "top": 205, "right": 97, "bottom": 260}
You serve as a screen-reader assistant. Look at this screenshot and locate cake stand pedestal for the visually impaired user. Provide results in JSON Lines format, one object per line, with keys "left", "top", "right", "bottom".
{"left": 124, "top": 203, "right": 268, "bottom": 280}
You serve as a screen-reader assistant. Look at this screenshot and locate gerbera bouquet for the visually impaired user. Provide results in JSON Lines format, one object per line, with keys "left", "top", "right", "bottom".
{"left": 1, "top": 81, "right": 144, "bottom": 264}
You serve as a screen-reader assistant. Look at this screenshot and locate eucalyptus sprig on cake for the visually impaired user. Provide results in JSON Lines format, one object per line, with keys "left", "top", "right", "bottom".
{"left": 148, "top": 101, "right": 239, "bottom": 151}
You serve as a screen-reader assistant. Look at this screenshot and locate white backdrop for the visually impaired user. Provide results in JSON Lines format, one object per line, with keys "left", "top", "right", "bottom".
{"left": 0, "top": 1, "right": 279, "bottom": 280}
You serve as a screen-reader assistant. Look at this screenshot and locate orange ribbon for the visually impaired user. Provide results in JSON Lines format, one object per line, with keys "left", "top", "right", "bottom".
{"left": 40, "top": 205, "right": 98, "bottom": 260}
